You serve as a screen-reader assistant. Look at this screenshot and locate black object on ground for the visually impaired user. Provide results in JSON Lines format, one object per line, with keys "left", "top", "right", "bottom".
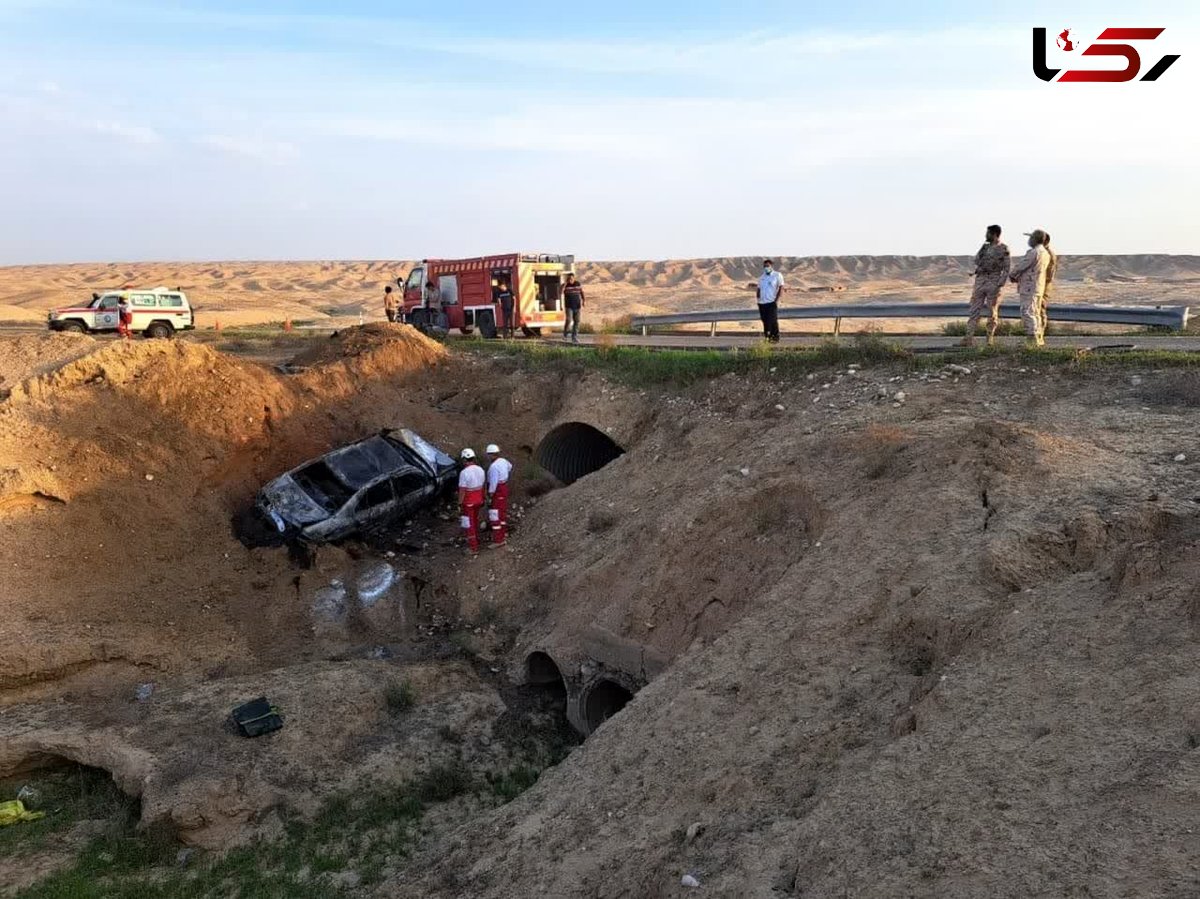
{"left": 231, "top": 697, "right": 283, "bottom": 737}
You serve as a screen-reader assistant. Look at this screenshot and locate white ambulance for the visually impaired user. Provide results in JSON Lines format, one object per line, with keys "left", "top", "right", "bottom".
{"left": 48, "top": 287, "right": 195, "bottom": 339}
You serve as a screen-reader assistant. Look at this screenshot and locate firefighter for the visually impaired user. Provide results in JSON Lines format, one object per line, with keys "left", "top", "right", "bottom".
{"left": 117, "top": 295, "right": 132, "bottom": 340}
{"left": 457, "top": 448, "right": 486, "bottom": 554}
{"left": 496, "top": 282, "right": 515, "bottom": 339}
{"left": 383, "top": 285, "right": 398, "bottom": 323}
{"left": 485, "top": 443, "right": 512, "bottom": 547}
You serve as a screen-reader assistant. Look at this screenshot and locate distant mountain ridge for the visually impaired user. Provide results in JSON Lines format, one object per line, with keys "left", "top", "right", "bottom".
{"left": 577, "top": 255, "right": 1200, "bottom": 289}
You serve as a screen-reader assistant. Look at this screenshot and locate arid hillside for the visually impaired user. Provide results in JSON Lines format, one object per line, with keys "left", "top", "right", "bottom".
{"left": 1, "top": 255, "right": 1197, "bottom": 328}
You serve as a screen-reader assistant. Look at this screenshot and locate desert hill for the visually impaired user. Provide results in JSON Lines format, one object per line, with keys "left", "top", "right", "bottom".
{"left": 0, "top": 255, "right": 1196, "bottom": 328}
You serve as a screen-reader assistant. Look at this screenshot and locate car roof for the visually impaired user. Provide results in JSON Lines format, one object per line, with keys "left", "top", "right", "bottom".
{"left": 323, "top": 434, "right": 420, "bottom": 490}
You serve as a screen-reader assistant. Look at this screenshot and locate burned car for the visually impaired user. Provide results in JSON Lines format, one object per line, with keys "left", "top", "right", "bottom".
{"left": 254, "top": 428, "right": 457, "bottom": 543}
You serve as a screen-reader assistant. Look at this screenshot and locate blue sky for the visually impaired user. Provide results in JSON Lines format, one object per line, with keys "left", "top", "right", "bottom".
{"left": 0, "top": 0, "right": 1196, "bottom": 262}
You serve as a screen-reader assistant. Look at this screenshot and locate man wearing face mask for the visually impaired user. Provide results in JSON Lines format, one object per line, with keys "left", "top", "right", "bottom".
{"left": 756, "top": 259, "right": 784, "bottom": 342}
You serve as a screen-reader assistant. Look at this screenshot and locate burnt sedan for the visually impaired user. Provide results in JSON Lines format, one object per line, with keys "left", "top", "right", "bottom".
{"left": 255, "top": 428, "right": 457, "bottom": 543}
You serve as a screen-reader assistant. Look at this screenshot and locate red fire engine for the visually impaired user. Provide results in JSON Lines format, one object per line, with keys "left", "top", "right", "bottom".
{"left": 399, "top": 253, "right": 574, "bottom": 337}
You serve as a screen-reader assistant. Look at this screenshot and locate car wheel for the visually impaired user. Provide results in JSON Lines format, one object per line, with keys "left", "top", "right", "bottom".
{"left": 145, "top": 322, "right": 173, "bottom": 340}
{"left": 478, "top": 310, "right": 498, "bottom": 339}
{"left": 61, "top": 321, "right": 87, "bottom": 334}
{"left": 521, "top": 326, "right": 542, "bottom": 338}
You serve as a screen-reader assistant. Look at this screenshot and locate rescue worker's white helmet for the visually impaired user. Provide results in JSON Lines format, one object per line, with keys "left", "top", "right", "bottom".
{"left": 485, "top": 444, "right": 500, "bottom": 455}
{"left": 460, "top": 448, "right": 476, "bottom": 460}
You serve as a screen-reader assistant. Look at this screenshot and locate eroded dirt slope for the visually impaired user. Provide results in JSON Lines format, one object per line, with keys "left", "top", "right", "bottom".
{"left": 390, "top": 360, "right": 1200, "bottom": 898}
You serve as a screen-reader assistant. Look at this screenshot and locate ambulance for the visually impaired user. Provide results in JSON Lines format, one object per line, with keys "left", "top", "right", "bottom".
{"left": 399, "top": 253, "right": 574, "bottom": 337}
{"left": 48, "top": 287, "right": 195, "bottom": 339}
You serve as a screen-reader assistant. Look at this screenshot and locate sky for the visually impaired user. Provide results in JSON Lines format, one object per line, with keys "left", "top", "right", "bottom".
{"left": 0, "top": 0, "right": 1196, "bottom": 262}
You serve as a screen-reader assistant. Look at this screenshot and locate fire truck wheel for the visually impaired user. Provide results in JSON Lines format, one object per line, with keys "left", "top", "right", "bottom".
{"left": 521, "top": 326, "right": 542, "bottom": 338}
{"left": 478, "top": 311, "right": 498, "bottom": 339}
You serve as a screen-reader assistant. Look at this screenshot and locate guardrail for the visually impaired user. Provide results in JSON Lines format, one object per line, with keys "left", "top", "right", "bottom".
{"left": 630, "top": 302, "right": 1191, "bottom": 336}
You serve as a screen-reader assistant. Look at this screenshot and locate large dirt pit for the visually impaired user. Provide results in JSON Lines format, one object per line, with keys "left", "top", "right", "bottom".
{"left": 3, "top": 327, "right": 1200, "bottom": 897}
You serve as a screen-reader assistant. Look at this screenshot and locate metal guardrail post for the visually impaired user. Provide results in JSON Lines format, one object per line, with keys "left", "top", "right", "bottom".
{"left": 833, "top": 317, "right": 842, "bottom": 338}
{"left": 709, "top": 321, "right": 717, "bottom": 337}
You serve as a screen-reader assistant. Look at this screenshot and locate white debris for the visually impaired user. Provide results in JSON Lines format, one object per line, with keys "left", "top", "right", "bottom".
{"left": 894, "top": 391, "right": 907, "bottom": 403}
{"left": 1174, "top": 453, "right": 1187, "bottom": 463}
{"left": 686, "top": 821, "right": 704, "bottom": 843}
{"left": 681, "top": 874, "right": 701, "bottom": 888}
{"left": 144, "top": 474, "right": 154, "bottom": 481}
{"left": 739, "top": 467, "right": 751, "bottom": 477}
{"left": 774, "top": 404, "right": 785, "bottom": 412}
{"left": 946, "top": 363, "right": 972, "bottom": 375}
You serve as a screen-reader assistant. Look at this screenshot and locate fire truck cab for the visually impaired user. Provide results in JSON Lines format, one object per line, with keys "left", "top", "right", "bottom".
{"left": 400, "top": 253, "right": 574, "bottom": 337}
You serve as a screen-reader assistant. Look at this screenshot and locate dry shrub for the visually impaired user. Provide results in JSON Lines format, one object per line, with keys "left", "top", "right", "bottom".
{"left": 752, "top": 482, "right": 827, "bottom": 537}
{"left": 587, "top": 509, "right": 617, "bottom": 533}
{"left": 858, "top": 423, "right": 910, "bottom": 480}
{"left": 595, "top": 332, "right": 618, "bottom": 356}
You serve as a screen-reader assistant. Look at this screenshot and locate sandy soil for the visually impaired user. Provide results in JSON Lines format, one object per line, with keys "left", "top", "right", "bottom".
{"left": 1, "top": 255, "right": 1197, "bottom": 331}
{"left": 4, "top": 328, "right": 1200, "bottom": 897}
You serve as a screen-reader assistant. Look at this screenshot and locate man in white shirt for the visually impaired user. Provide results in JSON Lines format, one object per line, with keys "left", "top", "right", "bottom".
{"left": 485, "top": 443, "right": 513, "bottom": 547}
{"left": 457, "top": 448, "right": 486, "bottom": 553}
{"left": 756, "top": 259, "right": 784, "bottom": 342}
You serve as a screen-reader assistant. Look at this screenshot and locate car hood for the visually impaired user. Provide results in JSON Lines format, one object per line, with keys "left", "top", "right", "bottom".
{"left": 387, "top": 428, "right": 457, "bottom": 477}
{"left": 260, "top": 474, "right": 333, "bottom": 526}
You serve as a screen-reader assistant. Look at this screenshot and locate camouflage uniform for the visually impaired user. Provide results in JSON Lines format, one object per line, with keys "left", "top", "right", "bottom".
{"left": 1009, "top": 245, "right": 1051, "bottom": 343}
{"left": 965, "top": 241, "right": 1011, "bottom": 341}
{"left": 1040, "top": 250, "right": 1058, "bottom": 336}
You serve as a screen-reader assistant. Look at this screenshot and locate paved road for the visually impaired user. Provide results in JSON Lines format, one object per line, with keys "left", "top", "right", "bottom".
{"left": 542, "top": 333, "right": 1200, "bottom": 352}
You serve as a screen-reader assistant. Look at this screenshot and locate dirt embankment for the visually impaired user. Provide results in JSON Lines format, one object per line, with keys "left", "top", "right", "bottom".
{"left": 6, "top": 329, "right": 1200, "bottom": 896}
{"left": 0, "top": 324, "right": 451, "bottom": 702}
{"left": 388, "top": 360, "right": 1200, "bottom": 899}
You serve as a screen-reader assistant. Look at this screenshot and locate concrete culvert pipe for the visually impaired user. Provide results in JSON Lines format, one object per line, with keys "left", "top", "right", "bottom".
{"left": 582, "top": 679, "right": 634, "bottom": 733}
{"left": 535, "top": 422, "right": 624, "bottom": 485}
{"left": 525, "top": 651, "right": 564, "bottom": 687}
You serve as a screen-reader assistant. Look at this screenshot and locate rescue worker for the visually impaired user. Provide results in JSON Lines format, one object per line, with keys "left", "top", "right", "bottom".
{"left": 756, "top": 259, "right": 784, "bottom": 342}
{"left": 457, "top": 448, "right": 486, "bottom": 554}
{"left": 563, "top": 273, "right": 584, "bottom": 344}
{"left": 1040, "top": 232, "right": 1057, "bottom": 337}
{"left": 1009, "top": 229, "right": 1052, "bottom": 346}
{"left": 496, "top": 281, "right": 516, "bottom": 340}
{"left": 485, "top": 443, "right": 512, "bottom": 547}
{"left": 383, "top": 285, "right": 399, "bottom": 323}
{"left": 962, "top": 224, "right": 1011, "bottom": 346}
{"left": 117, "top": 295, "right": 132, "bottom": 340}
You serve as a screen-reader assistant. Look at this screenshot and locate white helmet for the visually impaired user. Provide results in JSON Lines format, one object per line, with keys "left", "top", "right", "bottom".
{"left": 485, "top": 443, "right": 500, "bottom": 455}
{"left": 460, "top": 448, "right": 476, "bottom": 460}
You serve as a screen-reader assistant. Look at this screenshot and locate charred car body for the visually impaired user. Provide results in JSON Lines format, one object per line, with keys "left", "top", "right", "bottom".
{"left": 254, "top": 429, "right": 457, "bottom": 543}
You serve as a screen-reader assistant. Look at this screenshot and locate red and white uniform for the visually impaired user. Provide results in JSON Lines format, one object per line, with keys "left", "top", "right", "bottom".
{"left": 458, "top": 462, "right": 486, "bottom": 553}
{"left": 486, "top": 456, "right": 513, "bottom": 546}
{"left": 117, "top": 302, "right": 132, "bottom": 340}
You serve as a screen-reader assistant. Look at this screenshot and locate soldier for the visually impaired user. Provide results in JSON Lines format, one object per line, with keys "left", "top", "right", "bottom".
{"left": 1009, "top": 229, "right": 1052, "bottom": 346}
{"left": 1040, "top": 232, "right": 1057, "bottom": 337}
{"left": 962, "top": 224, "right": 1010, "bottom": 346}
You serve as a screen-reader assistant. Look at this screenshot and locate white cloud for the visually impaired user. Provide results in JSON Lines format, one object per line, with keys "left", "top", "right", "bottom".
{"left": 197, "top": 134, "right": 299, "bottom": 164}
{"left": 91, "top": 119, "right": 161, "bottom": 144}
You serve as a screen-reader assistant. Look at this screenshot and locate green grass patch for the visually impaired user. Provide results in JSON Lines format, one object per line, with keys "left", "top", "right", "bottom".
{"left": 485, "top": 766, "right": 541, "bottom": 803}
{"left": 455, "top": 333, "right": 1200, "bottom": 386}
{"left": 455, "top": 332, "right": 914, "bottom": 386}
{"left": 0, "top": 766, "right": 134, "bottom": 859}
{"left": 384, "top": 679, "right": 416, "bottom": 715}
{"left": 13, "top": 760, "right": 485, "bottom": 899}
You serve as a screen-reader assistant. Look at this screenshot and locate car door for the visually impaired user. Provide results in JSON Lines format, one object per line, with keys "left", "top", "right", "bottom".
{"left": 95, "top": 295, "right": 120, "bottom": 331}
{"left": 390, "top": 471, "right": 432, "bottom": 518}
{"left": 351, "top": 478, "right": 397, "bottom": 533}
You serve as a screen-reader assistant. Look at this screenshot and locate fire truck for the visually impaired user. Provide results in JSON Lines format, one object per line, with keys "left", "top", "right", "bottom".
{"left": 399, "top": 253, "right": 574, "bottom": 337}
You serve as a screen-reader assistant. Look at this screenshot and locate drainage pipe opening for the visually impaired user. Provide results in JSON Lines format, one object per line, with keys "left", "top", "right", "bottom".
{"left": 535, "top": 422, "right": 624, "bottom": 485}
{"left": 583, "top": 679, "right": 634, "bottom": 733}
